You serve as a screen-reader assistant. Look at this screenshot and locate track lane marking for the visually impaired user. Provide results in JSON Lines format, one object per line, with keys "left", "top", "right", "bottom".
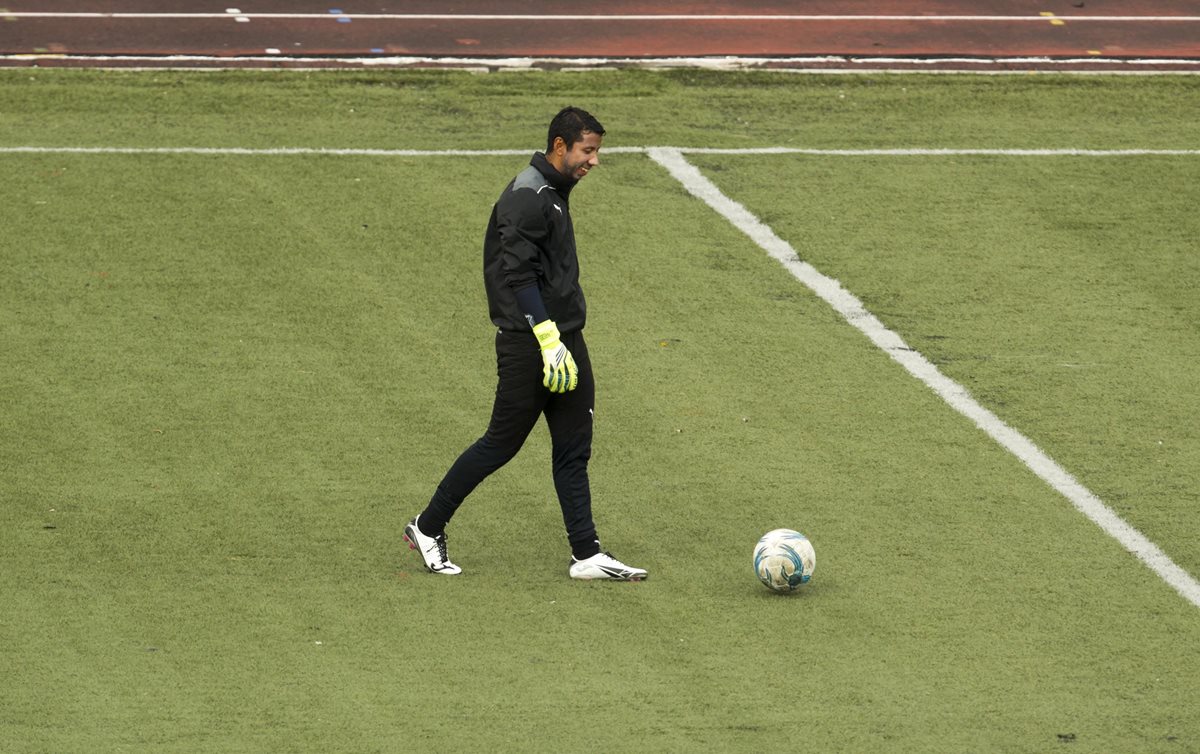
{"left": 5, "top": 12, "right": 1200, "bottom": 21}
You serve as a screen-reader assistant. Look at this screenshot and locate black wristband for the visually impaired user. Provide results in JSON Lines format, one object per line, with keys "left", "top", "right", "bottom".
{"left": 514, "top": 285, "right": 550, "bottom": 328}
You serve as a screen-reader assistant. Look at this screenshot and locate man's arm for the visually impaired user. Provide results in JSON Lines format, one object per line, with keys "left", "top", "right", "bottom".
{"left": 513, "top": 284, "right": 549, "bottom": 329}
{"left": 496, "top": 190, "right": 548, "bottom": 302}
{"left": 494, "top": 190, "right": 577, "bottom": 393}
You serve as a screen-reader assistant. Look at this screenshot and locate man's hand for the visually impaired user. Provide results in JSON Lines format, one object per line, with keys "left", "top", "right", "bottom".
{"left": 532, "top": 320, "right": 578, "bottom": 394}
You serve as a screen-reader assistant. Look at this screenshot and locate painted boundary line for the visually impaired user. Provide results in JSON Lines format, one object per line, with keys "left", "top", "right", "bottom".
{"left": 4, "top": 55, "right": 1199, "bottom": 74}
{"left": 645, "top": 146, "right": 1200, "bottom": 609}
{"left": 671, "top": 147, "right": 1200, "bottom": 156}
{"left": 6, "top": 141, "right": 1199, "bottom": 606}
{"left": 4, "top": 146, "right": 1200, "bottom": 156}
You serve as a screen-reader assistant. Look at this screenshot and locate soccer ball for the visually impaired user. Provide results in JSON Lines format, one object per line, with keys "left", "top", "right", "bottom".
{"left": 753, "top": 529, "right": 816, "bottom": 593}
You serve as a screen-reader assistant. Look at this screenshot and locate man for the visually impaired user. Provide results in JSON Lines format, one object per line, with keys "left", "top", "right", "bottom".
{"left": 404, "top": 106, "right": 647, "bottom": 582}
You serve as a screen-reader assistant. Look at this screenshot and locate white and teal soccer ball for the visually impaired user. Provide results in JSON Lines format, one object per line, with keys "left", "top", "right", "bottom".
{"left": 753, "top": 529, "right": 816, "bottom": 592}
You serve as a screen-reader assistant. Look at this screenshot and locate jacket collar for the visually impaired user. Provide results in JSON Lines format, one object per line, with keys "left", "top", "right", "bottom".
{"left": 531, "top": 151, "right": 577, "bottom": 196}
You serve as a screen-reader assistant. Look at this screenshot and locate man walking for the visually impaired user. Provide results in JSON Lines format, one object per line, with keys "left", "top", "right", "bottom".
{"left": 404, "top": 106, "right": 647, "bottom": 582}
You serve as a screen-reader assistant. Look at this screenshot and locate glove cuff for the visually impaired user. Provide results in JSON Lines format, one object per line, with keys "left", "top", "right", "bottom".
{"left": 532, "top": 319, "right": 562, "bottom": 350}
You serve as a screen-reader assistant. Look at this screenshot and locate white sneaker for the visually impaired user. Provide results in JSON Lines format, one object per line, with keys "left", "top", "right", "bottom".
{"left": 403, "top": 517, "right": 462, "bottom": 575}
{"left": 569, "top": 552, "right": 647, "bottom": 581}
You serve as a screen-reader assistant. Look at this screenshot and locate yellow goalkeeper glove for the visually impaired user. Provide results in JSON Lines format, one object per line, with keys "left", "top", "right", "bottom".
{"left": 532, "top": 320, "right": 578, "bottom": 394}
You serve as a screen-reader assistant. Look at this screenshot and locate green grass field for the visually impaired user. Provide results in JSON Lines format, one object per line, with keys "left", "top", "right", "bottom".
{"left": 2, "top": 70, "right": 1199, "bottom": 752}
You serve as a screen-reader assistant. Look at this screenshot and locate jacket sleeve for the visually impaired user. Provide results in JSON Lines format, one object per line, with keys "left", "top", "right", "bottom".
{"left": 494, "top": 188, "right": 548, "bottom": 292}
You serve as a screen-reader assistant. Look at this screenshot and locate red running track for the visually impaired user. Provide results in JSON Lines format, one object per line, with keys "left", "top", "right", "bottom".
{"left": 1, "top": 0, "right": 1198, "bottom": 71}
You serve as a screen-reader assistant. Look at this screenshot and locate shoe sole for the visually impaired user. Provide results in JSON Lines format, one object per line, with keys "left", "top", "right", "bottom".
{"left": 570, "top": 571, "right": 648, "bottom": 582}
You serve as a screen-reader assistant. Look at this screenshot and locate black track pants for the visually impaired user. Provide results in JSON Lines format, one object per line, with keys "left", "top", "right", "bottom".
{"left": 419, "top": 329, "right": 599, "bottom": 559}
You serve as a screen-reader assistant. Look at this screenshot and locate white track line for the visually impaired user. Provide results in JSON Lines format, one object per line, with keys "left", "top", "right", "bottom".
{"left": 6, "top": 12, "right": 1200, "bottom": 21}
{"left": 646, "top": 146, "right": 1200, "bottom": 609}
{"left": 4, "top": 147, "right": 1200, "bottom": 157}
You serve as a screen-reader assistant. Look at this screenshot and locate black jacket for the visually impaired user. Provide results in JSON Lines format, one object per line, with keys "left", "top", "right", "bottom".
{"left": 483, "top": 152, "right": 586, "bottom": 334}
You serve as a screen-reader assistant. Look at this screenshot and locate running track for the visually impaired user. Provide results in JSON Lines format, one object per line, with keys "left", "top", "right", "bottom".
{"left": 1, "top": 0, "right": 1198, "bottom": 71}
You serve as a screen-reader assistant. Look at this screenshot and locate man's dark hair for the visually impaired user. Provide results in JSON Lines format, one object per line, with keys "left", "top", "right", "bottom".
{"left": 546, "top": 106, "right": 605, "bottom": 153}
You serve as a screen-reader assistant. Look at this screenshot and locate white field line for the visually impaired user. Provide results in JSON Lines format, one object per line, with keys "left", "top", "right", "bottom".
{"left": 646, "top": 146, "right": 1200, "bottom": 609}
{"left": 6, "top": 12, "right": 1200, "bottom": 21}
{"left": 0, "top": 146, "right": 536, "bottom": 156}
{"left": 671, "top": 148, "right": 1200, "bottom": 156}
{"left": 4, "top": 146, "right": 1200, "bottom": 157}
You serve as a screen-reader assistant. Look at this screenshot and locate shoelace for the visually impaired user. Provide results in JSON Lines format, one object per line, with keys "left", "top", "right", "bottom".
{"left": 434, "top": 533, "right": 451, "bottom": 564}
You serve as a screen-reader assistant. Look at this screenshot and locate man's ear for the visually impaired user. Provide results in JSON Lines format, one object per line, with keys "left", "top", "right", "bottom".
{"left": 552, "top": 136, "right": 567, "bottom": 156}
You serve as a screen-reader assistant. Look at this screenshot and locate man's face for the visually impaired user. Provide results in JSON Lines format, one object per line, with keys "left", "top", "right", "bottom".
{"left": 553, "top": 131, "right": 602, "bottom": 181}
